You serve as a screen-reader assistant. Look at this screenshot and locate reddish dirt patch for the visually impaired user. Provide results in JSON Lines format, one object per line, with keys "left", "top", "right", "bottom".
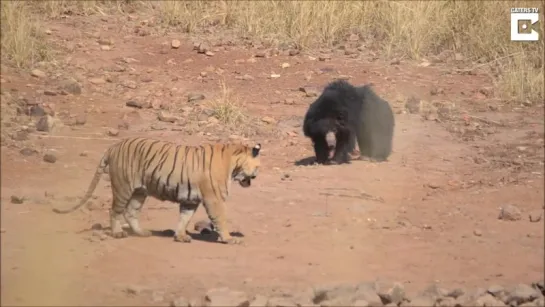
{"left": 1, "top": 13, "right": 543, "bottom": 306}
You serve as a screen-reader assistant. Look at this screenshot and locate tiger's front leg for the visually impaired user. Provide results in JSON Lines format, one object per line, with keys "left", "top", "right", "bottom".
{"left": 173, "top": 201, "right": 199, "bottom": 243}
{"left": 202, "top": 197, "right": 242, "bottom": 245}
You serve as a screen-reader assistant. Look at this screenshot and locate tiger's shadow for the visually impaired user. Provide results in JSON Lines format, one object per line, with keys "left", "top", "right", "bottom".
{"left": 149, "top": 228, "right": 245, "bottom": 243}
{"left": 79, "top": 225, "right": 244, "bottom": 244}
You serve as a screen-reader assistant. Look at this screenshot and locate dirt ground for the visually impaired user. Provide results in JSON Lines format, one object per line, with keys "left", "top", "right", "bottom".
{"left": 1, "top": 12, "right": 544, "bottom": 307}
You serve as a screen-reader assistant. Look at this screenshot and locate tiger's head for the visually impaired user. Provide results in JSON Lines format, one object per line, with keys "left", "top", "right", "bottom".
{"left": 231, "top": 143, "right": 261, "bottom": 188}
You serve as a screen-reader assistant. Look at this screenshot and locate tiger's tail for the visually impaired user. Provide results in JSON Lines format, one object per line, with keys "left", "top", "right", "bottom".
{"left": 52, "top": 151, "right": 110, "bottom": 214}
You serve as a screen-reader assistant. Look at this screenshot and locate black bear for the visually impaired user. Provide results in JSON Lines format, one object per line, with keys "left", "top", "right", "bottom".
{"left": 302, "top": 80, "right": 395, "bottom": 164}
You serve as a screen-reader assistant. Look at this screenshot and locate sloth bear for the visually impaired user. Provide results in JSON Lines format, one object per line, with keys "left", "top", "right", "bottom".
{"left": 302, "top": 80, "right": 395, "bottom": 164}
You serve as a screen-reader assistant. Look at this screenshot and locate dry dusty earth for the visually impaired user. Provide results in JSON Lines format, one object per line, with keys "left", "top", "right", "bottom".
{"left": 1, "top": 11, "right": 544, "bottom": 307}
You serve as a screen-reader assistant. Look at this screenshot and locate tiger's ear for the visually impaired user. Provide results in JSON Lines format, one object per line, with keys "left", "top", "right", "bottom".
{"left": 252, "top": 143, "right": 261, "bottom": 157}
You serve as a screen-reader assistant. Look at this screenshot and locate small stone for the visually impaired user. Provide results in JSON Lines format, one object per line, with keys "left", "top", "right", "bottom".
{"left": 205, "top": 51, "right": 214, "bottom": 57}
{"left": 89, "top": 78, "right": 106, "bottom": 85}
{"left": 390, "top": 58, "right": 401, "bottom": 65}
{"left": 31, "top": 69, "right": 46, "bottom": 78}
{"left": 152, "top": 290, "right": 165, "bottom": 303}
{"left": 475, "top": 294, "right": 506, "bottom": 306}
{"left": 529, "top": 210, "right": 542, "bottom": 222}
{"left": 187, "top": 93, "right": 205, "bottom": 102}
{"left": 498, "top": 204, "right": 522, "bottom": 221}
{"left": 299, "top": 87, "right": 318, "bottom": 97}
{"left": 171, "top": 39, "right": 181, "bottom": 49}
{"left": 506, "top": 284, "right": 540, "bottom": 305}
{"left": 249, "top": 294, "right": 268, "bottom": 307}
{"left": 157, "top": 111, "right": 178, "bottom": 123}
{"left": 270, "top": 74, "right": 281, "bottom": 79}
{"left": 265, "top": 296, "right": 296, "bottom": 307}
{"left": 261, "top": 116, "right": 276, "bottom": 124}
{"left": 20, "top": 148, "right": 38, "bottom": 156}
{"left": 36, "top": 115, "right": 61, "bottom": 133}
{"left": 60, "top": 79, "right": 82, "bottom": 95}
{"left": 75, "top": 114, "right": 87, "bottom": 125}
{"left": 170, "top": 296, "right": 190, "bottom": 307}
{"left": 126, "top": 100, "right": 145, "bottom": 109}
{"left": 319, "top": 55, "right": 332, "bottom": 61}
{"left": 97, "top": 38, "right": 113, "bottom": 45}
{"left": 43, "top": 153, "right": 57, "bottom": 163}
{"left": 125, "top": 285, "right": 145, "bottom": 295}
{"left": 43, "top": 90, "right": 57, "bottom": 96}
{"left": 288, "top": 49, "right": 300, "bottom": 56}
{"left": 254, "top": 51, "right": 267, "bottom": 58}
{"left": 377, "top": 282, "right": 406, "bottom": 305}
{"left": 406, "top": 296, "right": 435, "bottom": 307}
{"left": 281, "top": 62, "right": 290, "bottom": 69}
{"left": 107, "top": 128, "right": 119, "bottom": 136}
{"left": 10, "top": 195, "right": 25, "bottom": 204}
{"left": 204, "top": 287, "right": 250, "bottom": 307}
{"left": 473, "top": 229, "right": 482, "bottom": 236}
{"left": 100, "top": 45, "right": 111, "bottom": 51}
{"left": 405, "top": 96, "right": 421, "bottom": 114}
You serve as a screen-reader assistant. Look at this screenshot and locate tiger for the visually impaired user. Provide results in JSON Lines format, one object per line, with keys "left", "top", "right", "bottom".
{"left": 52, "top": 136, "right": 261, "bottom": 245}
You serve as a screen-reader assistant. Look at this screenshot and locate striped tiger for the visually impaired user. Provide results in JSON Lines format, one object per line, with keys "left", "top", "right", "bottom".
{"left": 52, "top": 136, "right": 261, "bottom": 245}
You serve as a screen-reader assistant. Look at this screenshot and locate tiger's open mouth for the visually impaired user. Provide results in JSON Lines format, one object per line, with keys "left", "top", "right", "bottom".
{"left": 238, "top": 177, "right": 252, "bottom": 187}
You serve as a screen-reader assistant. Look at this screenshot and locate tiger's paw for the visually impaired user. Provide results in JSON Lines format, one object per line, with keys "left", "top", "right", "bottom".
{"left": 174, "top": 233, "right": 192, "bottom": 243}
{"left": 111, "top": 230, "right": 129, "bottom": 239}
{"left": 221, "top": 236, "right": 243, "bottom": 245}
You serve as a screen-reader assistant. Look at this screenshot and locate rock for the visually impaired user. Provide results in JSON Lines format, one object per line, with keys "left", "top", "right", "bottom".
{"left": 100, "top": 45, "right": 111, "bottom": 51}
{"left": 319, "top": 55, "right": 331, "bottom": 61}
{"left": 171, "top": 39, "right": 181, "bottom": 49}
{"left": 436, "top": 297, "right": 457, "bottom": 307}
{"left": 281, "top": 63, "right": 290, "bottom": 69}
{"left": 197, "top": 43, "right": 209, "bottom": 54}
{"left": 10, "top": 195, "right": 25, "bottom": 204}
{"left": 31, "top": 69, "right": 46, "bottom": 78}
{"left": 249, "top": 294, "right": 268, "bottom": 307}
{"left": 36, "top": 115, "right": 61, "bottom": 133}
{"left": 498, "top": 204, "right": 522, "bottom": 221}
{"left": 29, "top": 105, "right": 47, "bottom": 117}
{"left": 157, "top": 111, "right": 178, "bottom": 123}
{"left": 254, "top": 51, "right": 267, "bottom": 58}
{"left": 421, "top": 283, "right": 448, "bottom": 301}
{"left": 473, "top": 229, "right": 483, "bottom": 237}
{"left": 261, "top": 116, "right": 276, "bottom": 124}
{"left": 89, "top": 77, "right": 106, "bottom": 85}
{"left": 20, "top": 147, "right": 38, "bottom": 156}
{"left": 205, "top": 51, "right": 214, "bottom": 57}
{"left": 60, "top": 79, "right": 82, "bottom": 95}
{"left": 125, "top": 285, "right": 145, "bottom": 295}
{"left": 107, "top": 128, "right": 119, "bottom": 136}
{"left": 75, "top": 114, "right": 87, "bottom": 126}
{"left": 152, "top": 290, "right": 165, "bottom": 303}
{"left": 188, "top": 93, "right": 205, "bottom": 103}
{"left": 377, "top": 282, "right": 406, "bottom": 305}
{"left": 406, "top": 296, "right": 435, "bottom": 307}
{"left": 170, "top": 296, "right": 190, "bottom": 307}
{"left": 204, "top": 287, "right": 250, "bottom": 307}
{"left": 405, "top": 96, "right": 421, "bottom": 114}
{"left": 12, "top": 131, "right": 29, "bottom": 141}
{"left": 532, "top": 280, "right": 544, "bottom": 294}
{"left": 475, "top": 293, "right": 506, "bottom": 306}
{"left": 529, "top": 210, "right": 542, "bottom": 223}
{"left": 266, "top": 296, "right": 296, "bottom": 307}
{"left": 44, "top": 89, "right": 57, "bottom": 96}
{"left": 126, "top": 100, "right": 145, "bottom": 109}
{"left": 351, "top": 300, "right": 369, "bottom": 307}
{"left": 288, "top": 49, "right": 300, "bottom": 56}
{"left": 43, "top": 152, "right": 57, "bottom": 163}
{"left": 506, "top": 284, "right": 540, "bottom": 305}
{"left": 313, "top": 284, "right": 358, "bottom": 306}
{"left": 487, "top": 285, "right": 505, "bottom": 297}
{"left": 299, "top": 87, "right": 318, "bottom": 97}
{"left": 390, "top": 58, "right": 401, "bottom": 65}
{"left": 121, "top": 80, "right": 137, "bottom": 89}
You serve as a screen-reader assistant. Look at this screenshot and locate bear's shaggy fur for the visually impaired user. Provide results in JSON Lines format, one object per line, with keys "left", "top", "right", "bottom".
{"left": 303, "top": 80, "right": 395, "bottom": 164}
